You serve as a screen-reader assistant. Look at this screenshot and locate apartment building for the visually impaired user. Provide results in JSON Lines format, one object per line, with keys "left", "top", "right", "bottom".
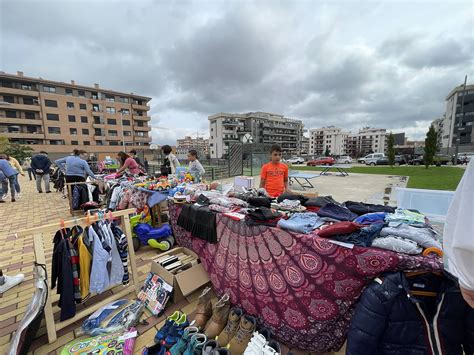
{"left": 0, "top": 71, "right": 152, "bottom": 158}
{"left": 346, "top": 127, "right": 387, "bottom": 157}
{"left": 208, "top": 112, "right": 303, "bottom": 158}
{"left": 309, "top": 126, "right": 349, "bottom": 156}
{"left": 439, "top": 84, "right": 474, "bottom": 154}
{"left": 176, "top": 136, "right": 210, "bottom": 159}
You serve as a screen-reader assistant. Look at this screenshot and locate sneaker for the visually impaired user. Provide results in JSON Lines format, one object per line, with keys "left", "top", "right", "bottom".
{"left": 142, "top": 342, "right": 167, "bottom": 355}
{"left": 38, "top": 191, "right": 43, "bottom": 193}
{"left": 46, "top": 191, "right": 51, "bottom": 193}
{"left": 11, "top": 198, "right": 16, "bottom": 202}
{"left": 217, "top": 307, "right": 243, "bottom": 347}
{"left": 1, "top": 193, "right": 7, "bottom": 200}
{"left": 16, "top": 193, "right": 21, "bottom": 199}
{"left": 183, "top": 333, "right": 207, "bottom": 355}
{"left": 155, "top": 311, "right": 182, "bottom": 343}
{"left": 0, "top": 200, "right": 5, "bottom": 203}
{"left": 164, "top": 313, "right": 189, "bottom": 347}
{"left": 170, "top": 326, "right": 199, "bottom": 355}
{"left": 0, "top": 274, "right": 25, "bottom": 294}
{"left": 202, "top": 339, "right": 219, "bottom": 355}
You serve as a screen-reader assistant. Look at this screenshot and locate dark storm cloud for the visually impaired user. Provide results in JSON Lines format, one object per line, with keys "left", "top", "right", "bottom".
{"left": 1, "top": 0, "right": 473, "bottom": 143}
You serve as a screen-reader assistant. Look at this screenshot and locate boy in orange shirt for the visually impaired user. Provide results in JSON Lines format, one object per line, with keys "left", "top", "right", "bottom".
{"left": 260, "top": 144, "right": 289, "bottom": 198}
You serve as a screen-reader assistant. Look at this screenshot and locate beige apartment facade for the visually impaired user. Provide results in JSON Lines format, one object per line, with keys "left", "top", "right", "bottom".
{"left": 0, "top": 71, "right": 152, "bottom": 159}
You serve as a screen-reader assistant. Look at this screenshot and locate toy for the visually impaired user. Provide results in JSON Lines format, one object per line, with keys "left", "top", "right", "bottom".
{"left": 133, "top": 223, "right": 175, "bottom": 251}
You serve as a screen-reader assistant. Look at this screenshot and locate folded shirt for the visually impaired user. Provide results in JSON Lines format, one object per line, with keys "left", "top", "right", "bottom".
{"left": 277, "top": 192, "right": 309, "bottom": 204}
{"left": 354, "top": 212, "right": 387, "bottom": 225}
{"left": 371, "top": 236, "right": 423, "bottom": 255}
{"left": 304, "top": 195, "right": 339, "bottom": 207}
{"left": 344, "top": 201, "right": 396, "bottom": 216}
{"left": 380, "top": 223, "right": 441, "bottom": 249}
{"left": 317, "top": 203, "right": 358, "bottom": 221}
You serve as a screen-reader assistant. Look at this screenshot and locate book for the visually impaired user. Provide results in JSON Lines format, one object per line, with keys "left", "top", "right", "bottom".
{"left": 137, "top": 273, "right": 173, "bottom": 316}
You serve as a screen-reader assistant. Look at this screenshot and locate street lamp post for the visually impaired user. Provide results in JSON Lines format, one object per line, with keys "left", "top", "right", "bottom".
{"left": 454, "top": 75, "right": 468, "bottom": 165}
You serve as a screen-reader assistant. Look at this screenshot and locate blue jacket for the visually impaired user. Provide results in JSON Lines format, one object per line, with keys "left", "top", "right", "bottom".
{"left": 55, "top": 156, "right": 95, "bottom": 178}
{"left": 31, "top": 154, "right": 51, "bottom": 173}
{"left": 347, "top": 271, "right": 474, "bottom": 355}
{"left": 0, "top": 159, "right": 18, "bottom": 177}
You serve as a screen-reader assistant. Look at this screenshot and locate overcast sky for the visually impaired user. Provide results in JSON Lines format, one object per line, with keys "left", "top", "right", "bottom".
{"left": 1, "top": 0, "right": 473, "bottom": 144}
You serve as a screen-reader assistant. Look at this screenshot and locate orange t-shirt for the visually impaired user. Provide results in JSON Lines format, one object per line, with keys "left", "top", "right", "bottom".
{"left": 260, "top": 162, "right": 289, "bottom": 198}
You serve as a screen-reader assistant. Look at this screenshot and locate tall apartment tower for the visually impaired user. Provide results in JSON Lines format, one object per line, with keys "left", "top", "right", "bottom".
{"left": 208, "top": 111, "right": 303, "bottom": 158}
{"left": 0, "top": 71, "right": 152, "bottom": 159}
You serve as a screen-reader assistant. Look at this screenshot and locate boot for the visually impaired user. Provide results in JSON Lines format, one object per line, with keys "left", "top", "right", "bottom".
{"left": 228, "top": 315, "right": 257, "bottom": 354}
{"left": 202, "top": 339, "right": 219, "bottom": 355}
{"left": 193, "top": 286, "right": 213, "bottom": 329}
{"left": 217, "top": 307, "right": 243, "bottom": 347}
{"left": 204, "top": 294, "right": 230, "bottom": 339}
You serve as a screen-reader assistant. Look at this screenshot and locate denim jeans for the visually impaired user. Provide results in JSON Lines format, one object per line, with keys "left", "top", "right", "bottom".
{"left": 278, "top": 213, "right": 325, "bottom": 234}
{"left": 27, "top": 167, "right": 36, "bottom": 181}
{"left": 36, "top": 173, "right": 50, "bottom": 192}
{"left": 1, "top": 174, "right": 17, "bottom": 199}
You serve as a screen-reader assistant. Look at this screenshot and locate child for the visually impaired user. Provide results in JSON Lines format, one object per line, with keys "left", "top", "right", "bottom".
{"left": 187, "top": 150, "right": 205, "bottom": 180}
{"left": 260, "top": 144, "right": 289, "bottom": 198}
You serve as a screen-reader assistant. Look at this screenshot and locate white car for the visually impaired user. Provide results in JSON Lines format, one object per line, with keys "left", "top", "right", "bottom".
{"left": 358, "top": 153, "right": 385, "bottom": 164}
{"left": 287, "top": 157, "right": 305, "bottom": 164}
{"left": 336, "top": 156, "right": 352, "bottom": 164}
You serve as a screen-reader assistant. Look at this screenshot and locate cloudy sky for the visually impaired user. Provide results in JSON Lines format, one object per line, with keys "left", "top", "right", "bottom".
{"left": 1, "top": 0, "right": 473, "bottom": 144}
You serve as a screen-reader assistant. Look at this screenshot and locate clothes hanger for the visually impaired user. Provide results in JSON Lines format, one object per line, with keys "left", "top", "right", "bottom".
{"left": 405, "top": 271, "right": 442, "bottom": 297}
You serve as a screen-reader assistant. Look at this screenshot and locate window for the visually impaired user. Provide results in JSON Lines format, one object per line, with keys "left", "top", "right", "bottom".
{"left": 67, "top": 102, "right": 74, "bottom": 109}
{"left": 122, "top": 120, "right": 130, "bottom": 126}
{"left": 95, "top": 128, "right": 102, "bottom": 136}
{"left": 106, "top": 107, "right": 116, "bottom": 114}
{"left": 109, "top": 141, "right": 119, "bottom": 146}
{"left": 25, "top": 112, "right": 35, "bottom": 119}
{"left": 211, "top": 128, "right": 213, "bottom": 132}
{"left": 107, "top": 118, "right": 117, "bottom": 125}
{"left": 108, "top": 130, "right": 118, "bottom": 136}
{"left": 92, "top": 104, "right": 101, "bottom": 112}
{"left": 46, "top": 113, "right": 59, "bottom": 121}
{"left": 105, "top": 95, "right": 115, "bottom": 102}
{"left": 94, "top": 116, "right": 103, "bottom": 124}
{"left": 23, "top": 97, "right": 34, "bottom": 105}
{"left": 6, "top": 110, "right": 16, "bottom": 118}
{"left": 82, "top": 128, "right": 89, "bottom": 135}
{"left": 21, "top": 83, "right": 32, "bottom": 90}
{"left": 65, "top": 88, "right": 73, "bottom": 96}
{"left": 45, "top": 99, "right": 58, "bottom": 107}
{"left": 120, "top": 109, "right": 130, "bottom": 115}
{"left": 120, "top": 97, "right": 129, "bottom": 103}
{"left": 68, "top": 115, "right": 76, "bottom": 122}
{"left": 78, "top": 90, "right": 86, "bottom": 98}
{"left": 71, "top": 140, "right": 79, "bottom": 145}
{"left": 48, "top": 127, "right": 61, "bottom": 134}
{"left": 50, "top": 140, "right": 64, "bottom": 145}
{"left": 81, "top": 116, "right": 88, "bottom": 123}
{"left": 96, "top": 140, "right": 104, "bottom": 146}
{"left": 3, "top": 95, "right": 14, "bottom": 103}
{"left": 135, "top": 131, "right": 145, "bottom": 137}
{"left": 84, "top": 141, "right": 90, "bottom": 145}
{"left": 80, "top": 103, "right": 87, "bottom": 110}
{"left": 43, "top": 86, "right": 56, "bottom": 93}
{"left": 70, "top": 128, "right": 78, "bottom": 135}
{"left": 136, "top": 121, "right": 144, "bottom": 127}
{"left": 124, "top": 131, "right": 132, "bottom": 136}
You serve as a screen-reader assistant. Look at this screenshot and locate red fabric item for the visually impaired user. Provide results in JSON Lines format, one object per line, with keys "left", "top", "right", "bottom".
{"left": 305, "top": 206, "right": 321, "bottom": 212}
{"left": 316, "top": 221, "right": 363, "bottom": 238}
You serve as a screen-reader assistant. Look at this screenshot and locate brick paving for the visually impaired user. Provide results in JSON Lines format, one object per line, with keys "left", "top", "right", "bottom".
{"left": 0, "top": 175, "right": 341, "bottom": 355}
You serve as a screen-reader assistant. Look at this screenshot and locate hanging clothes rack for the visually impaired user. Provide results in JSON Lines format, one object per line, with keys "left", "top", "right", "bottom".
{"left": 16, "top": 208, "right": 139, "bottom": 344}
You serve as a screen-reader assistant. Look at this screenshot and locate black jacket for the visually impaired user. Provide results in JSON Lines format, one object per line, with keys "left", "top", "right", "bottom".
{"left": 347, "top": 271, "right": 474, "bottom": 355}
{"left": 31, "top": 154, "right": 51, "bottom": 173}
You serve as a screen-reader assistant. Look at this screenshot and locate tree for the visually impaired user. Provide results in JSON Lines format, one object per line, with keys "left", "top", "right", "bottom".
{"left": 324, "top": 146, "right": 330, "bottom": 157}
{"left": 0, "top": 135, "right": 34, "bottom": 162}
{"left": 423, "top": 125, "right": 437, "bottom": 169}
{"left": 387, "top": 132, "right": 395, "bottom": 167}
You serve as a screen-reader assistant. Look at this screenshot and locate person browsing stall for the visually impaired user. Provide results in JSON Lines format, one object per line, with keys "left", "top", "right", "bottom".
{"left": 116, "top": 151, "right": 142, "bottom": 175}
{"left": 259, "top": 144, "right": 289, "bottom": 198}
{"left": 161, "top": 145, "right": 180, "bottom": 175}
{"left": 187, "top": 149, "right": 205, "bottom": 179}
{"left": 55, "top": 149, "right": 96, "bottom": 183}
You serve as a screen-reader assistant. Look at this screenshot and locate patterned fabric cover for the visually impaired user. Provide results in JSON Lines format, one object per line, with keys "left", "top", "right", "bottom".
{"left": 169, "top": 202, "right": 443, "bottom": 352}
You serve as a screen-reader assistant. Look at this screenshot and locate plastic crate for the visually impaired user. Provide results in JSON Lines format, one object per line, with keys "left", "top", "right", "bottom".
{"left": 396, "top": 187, "right": 454, "bottom": 221}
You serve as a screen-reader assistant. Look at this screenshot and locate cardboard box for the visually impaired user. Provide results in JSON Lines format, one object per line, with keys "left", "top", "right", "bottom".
{"left": 150, "top": 247, "right": 210, "bottom": 303}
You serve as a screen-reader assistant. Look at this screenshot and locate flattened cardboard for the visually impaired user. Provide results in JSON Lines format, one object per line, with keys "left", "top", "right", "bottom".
{"left": 149, "top": 247, "right": 210, "bottom": 303}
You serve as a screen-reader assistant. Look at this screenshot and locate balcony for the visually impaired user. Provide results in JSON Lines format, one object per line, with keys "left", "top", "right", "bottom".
{"left": 132, "top": 103, "right": 150, "bottom": 111}
{"left": 222, "top": 120, "right": 239, "bottom": 126}
{"left": 133, "top": 115, "right": 151, "bottom": 121}
{"left": 1, "top": 132, "right": 45, "bottom": 139}
{"left": 134, "top": 125, "right": 151, "bottom": 131}
{"left": 106, "top": 136, "right": 122, "bottom": 141}
{"left": 92, "top": 123, "right": 105, "bottom": 129}
{"left": 0, "top": 87, "right": 39, "bottom": 96}
{"left": 2, "top": 103, "right": 41, "bottom": 112}
{"left": 134, "top": 136, "right": 152, "bottom": 142}
{"left": 0, "top": 117, "right": 42, "bottom": 126}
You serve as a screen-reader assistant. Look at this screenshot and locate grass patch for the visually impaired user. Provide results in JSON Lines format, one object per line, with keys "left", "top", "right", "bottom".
{"left": 291, "top": 166, "right": 465, "bottom": 191}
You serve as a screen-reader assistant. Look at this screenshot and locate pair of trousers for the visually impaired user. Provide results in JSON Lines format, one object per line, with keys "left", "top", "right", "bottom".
{"left": 36, "top": 174, "right": 50, "bottom": 192}
{"left": 27, "top": 168, "right": 36, "bottom": 181}
{"left": 1, "top": 175, "right": 17, "bottom": 199}
{"left": 65, "top": 175, "right": 86, "bottom": 184}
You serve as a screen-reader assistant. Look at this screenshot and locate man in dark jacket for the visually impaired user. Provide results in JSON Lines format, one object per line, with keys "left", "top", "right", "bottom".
{"left": 347, "top": 271, "right": 474, "bottom": 355}
{"left": 31, "top": 151, "right": 51, "bottom": 193}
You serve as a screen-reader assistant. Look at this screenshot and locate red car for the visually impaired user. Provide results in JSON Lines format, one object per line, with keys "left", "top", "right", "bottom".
{"left": 306, "top": 157, "right": 336, "bottom": 166}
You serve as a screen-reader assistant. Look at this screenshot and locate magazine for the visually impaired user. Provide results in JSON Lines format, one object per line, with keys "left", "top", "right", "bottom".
{"left": 137, "top": 272, "right": 173, "bottom": 315}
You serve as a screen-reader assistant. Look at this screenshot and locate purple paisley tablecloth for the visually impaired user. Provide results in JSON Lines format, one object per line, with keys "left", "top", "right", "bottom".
{"left": 169, "top": 202, "right": 443, "bottom": 353}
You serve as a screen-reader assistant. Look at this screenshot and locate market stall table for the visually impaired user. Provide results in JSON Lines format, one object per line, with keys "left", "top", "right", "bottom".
{"left": 168, "top": 201, "right": 442, "bottom": 353}
{"left": 315, "top": 164, "right": 353, "bottom": 176}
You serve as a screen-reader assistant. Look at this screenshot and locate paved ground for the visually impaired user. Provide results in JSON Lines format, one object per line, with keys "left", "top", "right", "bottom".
{"left": 0, "top": 173, "right": 401, "bottom": 354}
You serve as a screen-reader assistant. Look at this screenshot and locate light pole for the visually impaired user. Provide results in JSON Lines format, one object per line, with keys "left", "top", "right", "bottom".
{"left": 118, "top": 109, "right": 126, "bottom": 152}
{"left": 454, "top": 75, "right": 468, "bottom": 165}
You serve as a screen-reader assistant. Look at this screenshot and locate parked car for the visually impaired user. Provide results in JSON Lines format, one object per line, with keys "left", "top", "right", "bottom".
{"left": 408, "top": 154, "right": 456, "bottom": 166}
{"left": 336, "top": 156, "right": 352, "bottom": 164}
{"left": 367, "top": 156, "right": 407, "bottom": 166}
{"left": 287, "top": 157, "right": 305, "bottom": 164}
{"left": 307, "top": 157, "right": 336, "bottom": 166}
{"left": 357, "top": 153, "right": 385, "bottom": 164}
